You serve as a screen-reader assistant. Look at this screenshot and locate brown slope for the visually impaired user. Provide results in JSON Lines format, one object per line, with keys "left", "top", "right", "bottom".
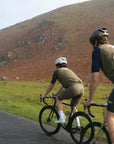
{"left": 0, "top": 0, "right": 114, "bottom": 83}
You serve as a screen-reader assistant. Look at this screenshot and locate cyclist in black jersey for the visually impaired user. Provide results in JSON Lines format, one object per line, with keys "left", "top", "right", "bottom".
{"left": 41, "top": 57, "right": 84, "bottom": 124}
{"left": 84, "top": 28, "right": 114, "bottom": 144}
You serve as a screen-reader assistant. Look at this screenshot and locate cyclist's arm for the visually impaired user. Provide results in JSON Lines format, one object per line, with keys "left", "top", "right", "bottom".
{"left": 44, "top": 83, "right": 54, "bottom": 96}
{"left": 89, "top": 72, "right": 99, "bottom": 103}
{"left": 41, "top": 83, "right": 54, "bottom": 98}
{"left": 55, "top": 85, "right": 64, "bottom": 96}
{"left": 84, "top": 47, "right": 100, "bottom": 106}
{"left": 41, "top": 70, "right": 57, "bottom": 99}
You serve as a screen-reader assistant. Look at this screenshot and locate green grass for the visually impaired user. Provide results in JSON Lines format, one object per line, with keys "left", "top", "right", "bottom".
{"left": 0, "top": 81, "right": 61, "bottom": 121}
{"left": 0, "top": 81, "right": 113, "bottom": 123}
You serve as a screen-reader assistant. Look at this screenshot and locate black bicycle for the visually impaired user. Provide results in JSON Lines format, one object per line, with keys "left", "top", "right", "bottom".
{"left": 39, "top": 95, "right": 93, "bottom": 144}
{"left": 80, "top": 103, "right": 111, "bottom": 144}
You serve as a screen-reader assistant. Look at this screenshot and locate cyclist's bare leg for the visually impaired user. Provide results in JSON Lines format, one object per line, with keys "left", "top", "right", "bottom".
{"left": 56, "top": 96, "right": 63, "bottom": 111}
{"left": 72, "top": 106, "right": 78, "bottom": 114}
{"left": 72, "top": 106, "right": 81, "bottom": 127}
{"left": 55, "top": 96, "right": 66, "bottom": 123}
{"left": 106, "top": 110, "right": 114, "bottom": 143}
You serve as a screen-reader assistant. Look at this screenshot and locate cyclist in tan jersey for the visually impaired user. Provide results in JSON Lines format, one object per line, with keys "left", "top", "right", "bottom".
{"left": 84, "top": 28, "right": 114, "bottom": 144}
{"left": 41, "top": 57, "right": 84, "bottom": 123}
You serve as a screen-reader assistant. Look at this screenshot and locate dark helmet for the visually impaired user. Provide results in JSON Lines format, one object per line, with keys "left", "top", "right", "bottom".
{"left": 89, "top": 28, "right": 109, "bottom": 44}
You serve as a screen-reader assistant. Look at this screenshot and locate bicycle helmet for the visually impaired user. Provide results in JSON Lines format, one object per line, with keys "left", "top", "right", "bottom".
{"left": 55, "top": 57, "right": 67, "bottom": 65}
{"left": 89, "top": 28, "right": 109, "bottom": 44}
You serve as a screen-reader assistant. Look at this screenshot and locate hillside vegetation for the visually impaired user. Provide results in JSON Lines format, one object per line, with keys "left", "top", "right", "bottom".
{"left": 0, "top": 0, "right": 114, "bottom": 83}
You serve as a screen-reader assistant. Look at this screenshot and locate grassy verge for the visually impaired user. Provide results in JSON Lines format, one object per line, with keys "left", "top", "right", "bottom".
{"left": 0, "top": 81, "right": 113, "bottom": 123}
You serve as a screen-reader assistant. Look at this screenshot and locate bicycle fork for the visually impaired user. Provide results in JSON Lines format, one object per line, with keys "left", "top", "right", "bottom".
{"left": 47, "top": 108, "right": 55, "bottom": 122}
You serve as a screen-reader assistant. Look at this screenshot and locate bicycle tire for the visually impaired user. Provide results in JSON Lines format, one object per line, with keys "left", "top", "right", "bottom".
{"left": 81, "top": 122, "right": 111, "bottom": 144}
{"left": 69, "top": 111, "right": 93, "bottom": 144}
{"left": 39, "top": 105, "right": 61, "bottom": 136}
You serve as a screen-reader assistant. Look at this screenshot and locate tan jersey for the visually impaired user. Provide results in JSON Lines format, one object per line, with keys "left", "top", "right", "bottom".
{"left": 99, "top": 44, "right": 114, "bottom": 83}
{"left": 53, "top": 67, "right": 82, "bottom": 88}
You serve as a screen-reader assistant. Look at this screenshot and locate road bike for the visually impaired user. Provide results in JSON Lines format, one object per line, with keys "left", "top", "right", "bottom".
{"left": 39, "top": 95, "right": 93, "bottom": 144}
{"left": 80, "top": 103, "right": 111, "bottom": 144}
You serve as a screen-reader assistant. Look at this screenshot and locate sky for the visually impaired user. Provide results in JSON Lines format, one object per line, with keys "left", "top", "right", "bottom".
{"left": 0, "top": 0, "right": 90, "bottom": 30}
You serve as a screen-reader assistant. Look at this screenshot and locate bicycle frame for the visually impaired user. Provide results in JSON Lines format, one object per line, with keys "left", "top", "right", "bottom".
{"left": 84, "top": 103, "right": 111, "bottom": 144}
{"left": 42, "top": 95, "right": 74, "bottom": 132}
{"left": 60, "top": 102, "right": 74, "bottom": 132}
{"left": 40, "top": 95, "right": 93, "bottom": 144}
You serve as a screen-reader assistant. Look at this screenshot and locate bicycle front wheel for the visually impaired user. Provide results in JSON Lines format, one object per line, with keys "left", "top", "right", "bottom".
{"left": 81, "top": 122, "right": 111, "bottom": 144}
{"left": 70, "top": 111, "right": 93, "bottom": 144}
{"left": 39, "top": 105, "right": 60, "bottom": 136}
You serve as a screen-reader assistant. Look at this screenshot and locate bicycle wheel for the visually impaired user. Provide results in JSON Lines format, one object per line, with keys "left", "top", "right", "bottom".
{"left": 70, "top": 111, "right": 93, "bottom": 144}
{"left": 39, "top": 105, "right": 61, "bottom": 136}
{"left": 81, "top": 122, "right": 111, "bottom": 144}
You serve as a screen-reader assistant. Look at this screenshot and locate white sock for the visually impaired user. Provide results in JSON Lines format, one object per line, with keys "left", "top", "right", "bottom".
{"left": 58, "top": 110, "right": 65, "bottom": 119}
{"left": 76, "top": 117, "right": 80, "bottom": 127}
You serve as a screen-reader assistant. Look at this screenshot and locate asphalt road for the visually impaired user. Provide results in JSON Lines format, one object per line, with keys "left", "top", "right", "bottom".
{"left": 0, "top": 110, "right": 74, "bottom": 144}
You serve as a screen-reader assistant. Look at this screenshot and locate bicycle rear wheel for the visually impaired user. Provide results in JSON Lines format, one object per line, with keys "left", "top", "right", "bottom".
{"left": 39, "top": 105, "right": 60, "bottom": 136}
{"left": 81, "top": 122, "right": 111, "bottom": 144}
{"left": 70, "top": 111, "right": 93, "bottom": 144}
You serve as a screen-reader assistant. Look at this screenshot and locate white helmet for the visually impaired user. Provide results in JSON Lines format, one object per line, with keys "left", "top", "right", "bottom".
{"left": 55, "top": 57, "right": 67, "bottom": 65}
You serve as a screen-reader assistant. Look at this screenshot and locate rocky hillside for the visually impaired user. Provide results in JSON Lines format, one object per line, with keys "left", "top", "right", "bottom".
{"left": 0, "top": 0, "right": 114, "bottom": 83}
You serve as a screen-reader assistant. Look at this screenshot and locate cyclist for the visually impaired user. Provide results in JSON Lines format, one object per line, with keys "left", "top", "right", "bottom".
{"left": 84, "top": 28, "right": 114, "bottom": 144}
{"left": 40, "top": 57, "right": 84, "bottom": 123}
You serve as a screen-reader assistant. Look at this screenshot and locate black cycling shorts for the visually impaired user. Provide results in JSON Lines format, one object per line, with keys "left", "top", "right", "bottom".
{"left": 107, "top": 88, "right": 114, "bottom": 113}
